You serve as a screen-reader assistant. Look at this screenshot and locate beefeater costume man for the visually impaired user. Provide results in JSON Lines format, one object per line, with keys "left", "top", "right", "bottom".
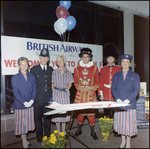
{"left": 73, "top": 48, "right": 100, "bottom": 141}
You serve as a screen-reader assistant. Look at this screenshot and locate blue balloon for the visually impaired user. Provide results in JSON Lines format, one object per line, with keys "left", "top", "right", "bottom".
{"left": 66, "top": 16, "right": 76, "bottom": 31}
{"left": 59, "top": 1, "right": 71, "bottom": 10}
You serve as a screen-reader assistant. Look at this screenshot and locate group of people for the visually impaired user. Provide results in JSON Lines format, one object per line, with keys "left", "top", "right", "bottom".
{"left": 11, "top": 43, "right": 140, "bottom": 148}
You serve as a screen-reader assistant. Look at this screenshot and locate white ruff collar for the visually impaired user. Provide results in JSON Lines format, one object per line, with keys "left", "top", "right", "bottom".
{"left": 79, "top": 60, "right": 93, "bottom": 68}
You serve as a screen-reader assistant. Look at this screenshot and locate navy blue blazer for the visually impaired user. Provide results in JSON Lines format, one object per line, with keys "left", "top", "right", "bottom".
{"left": 11, "top": 72, "right": 36, "bottom": 109}
{"left": 111, "top": 69, "right": 140, "bottom": 110}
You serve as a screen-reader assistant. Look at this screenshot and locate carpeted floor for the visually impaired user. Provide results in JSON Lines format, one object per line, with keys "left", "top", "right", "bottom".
{"left": 1, "top": 112, "right": 149, "bottom": 148}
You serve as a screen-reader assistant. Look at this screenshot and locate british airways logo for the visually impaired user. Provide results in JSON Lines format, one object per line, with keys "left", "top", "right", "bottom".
{"left": 27, "top": 41, "right": 84, "bottom": 53}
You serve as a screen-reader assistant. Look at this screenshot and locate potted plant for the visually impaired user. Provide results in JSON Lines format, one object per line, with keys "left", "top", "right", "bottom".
{"left": 99, "top": 116, "right": 113, "bottom": 141}
{"left": 42, "top": 130, "right": 67, "bottom": 148}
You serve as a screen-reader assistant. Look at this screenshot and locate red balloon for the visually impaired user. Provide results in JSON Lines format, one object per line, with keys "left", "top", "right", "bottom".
{"left": 56, "top": 5, "right": 69, "bottom": 19}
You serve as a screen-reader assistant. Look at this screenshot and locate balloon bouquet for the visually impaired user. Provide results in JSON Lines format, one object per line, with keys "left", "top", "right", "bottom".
{"left": 54, "top": 1, "right": 76, "bottom": 42}
{"left": 54, "top": 1, "right": 76, "bottom": 71}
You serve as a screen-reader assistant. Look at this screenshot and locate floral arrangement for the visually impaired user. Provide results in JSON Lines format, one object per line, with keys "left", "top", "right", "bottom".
{"left": 99, "top": 116, "right": 113, "bottom": 133}
{"left": 42, "top": 130, "right": 67, "bottom": 148}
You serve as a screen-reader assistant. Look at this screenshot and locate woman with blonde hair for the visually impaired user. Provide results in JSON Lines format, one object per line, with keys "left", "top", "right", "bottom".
{"left": 51, "top": 55, "right": 74, "bottom": 135}
{"left": 11, "top": 57, "right": 36, "bottom": 148}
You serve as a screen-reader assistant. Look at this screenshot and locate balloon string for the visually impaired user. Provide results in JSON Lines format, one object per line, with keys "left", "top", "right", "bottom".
{"left": 60, "top": 34, "right": 64, "bottom": 48}
{"left": 67, "top": 31, "right": 70, "bottom": 42}
{"left": 60, "top": 34, "right": 62, "bottom": 41}
{"left": 62, "top": 33, "right": 68, "bottom": 73}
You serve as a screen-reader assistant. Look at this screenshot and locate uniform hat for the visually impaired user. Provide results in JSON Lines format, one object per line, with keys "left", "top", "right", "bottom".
{"left": 121, "top": 54, "right": 133, "bottom": 60}
{"left": 79, "top": 48, "right": 93, "bottom": 58}
{"left": 17, "top": 57, "right": 28, "bottom": 65}
{"left": 39, "top": 48, "right": 49, "bottom": 57}
{"left": 103, "top": 43, "right": 119, "bottom": 63}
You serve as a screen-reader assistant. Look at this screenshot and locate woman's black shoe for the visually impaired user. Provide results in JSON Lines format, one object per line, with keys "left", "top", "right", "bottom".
{"left": 75, "top": 131, "right": 82, "bottom": 137}
{"left": 119, "top": 144, "right": 125, "bottom": 148}
{"left": 28, "top": 143, "right": 32, "bottom": 147}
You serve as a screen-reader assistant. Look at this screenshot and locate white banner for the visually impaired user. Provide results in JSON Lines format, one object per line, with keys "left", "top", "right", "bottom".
{"left": 1, "top": 35, "right": 103, "bottom": 75}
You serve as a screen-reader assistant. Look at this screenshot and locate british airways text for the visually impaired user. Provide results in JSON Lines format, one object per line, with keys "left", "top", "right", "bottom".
{"left": 27, "top": 42, "right": 84, "bottom": 53}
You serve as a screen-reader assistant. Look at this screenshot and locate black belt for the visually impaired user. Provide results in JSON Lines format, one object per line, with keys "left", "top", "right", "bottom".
{"left": 54, "top": 87, "right": 66, "bottom": 92}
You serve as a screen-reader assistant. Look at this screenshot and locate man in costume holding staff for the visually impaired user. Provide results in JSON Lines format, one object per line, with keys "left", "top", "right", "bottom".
{"left": 73, "top": 48, "right": 99, "bottom": 141}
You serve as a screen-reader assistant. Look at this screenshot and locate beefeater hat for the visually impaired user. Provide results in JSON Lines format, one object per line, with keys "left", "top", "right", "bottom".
{"left": 79, "top": 48, "right": 93, "bottom": 58}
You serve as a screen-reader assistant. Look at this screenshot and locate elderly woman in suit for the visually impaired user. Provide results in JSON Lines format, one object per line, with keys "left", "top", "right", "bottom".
{"left": 111, "top": 54, "right": 140, "bottom": 148}
{"left": 11, "top": 57, "right": 36, "bottom": 148}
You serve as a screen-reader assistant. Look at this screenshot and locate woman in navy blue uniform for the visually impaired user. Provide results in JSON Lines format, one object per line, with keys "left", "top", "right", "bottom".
{"left": 111, "top": 54, "right": 140, "bottom": 148}
{"left": 11, "top": 57, "right": 36, "bottom": 148}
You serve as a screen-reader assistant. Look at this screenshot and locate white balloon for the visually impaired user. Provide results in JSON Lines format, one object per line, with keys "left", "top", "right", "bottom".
{"left": 56, "top": 18, "right": 68, "bottom": 34}
{"left": 54, "top": 21, "right": 61, "bottom": 35}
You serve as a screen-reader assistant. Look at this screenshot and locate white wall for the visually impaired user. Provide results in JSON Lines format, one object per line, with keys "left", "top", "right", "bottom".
{"left": 90, "top": 1, "right": 149, "bottom": 18}
{"left": 124, "top": 12, "right": 134, "bottom": 71}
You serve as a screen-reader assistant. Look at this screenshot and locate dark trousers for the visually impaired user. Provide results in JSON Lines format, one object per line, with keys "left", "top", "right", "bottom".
{"left": 34, "top": 103, "right": 51, "bottom": 139}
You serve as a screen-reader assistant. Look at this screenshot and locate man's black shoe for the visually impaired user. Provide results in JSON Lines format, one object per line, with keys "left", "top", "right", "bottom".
{"left": 91, "top": 132, "right": 98, "bottom": 141}
{"left": 37, "top": 137, "right": 42, "bottom": 143}
{"left": 75, "top": 131, "right": 82, "bottom": 137}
